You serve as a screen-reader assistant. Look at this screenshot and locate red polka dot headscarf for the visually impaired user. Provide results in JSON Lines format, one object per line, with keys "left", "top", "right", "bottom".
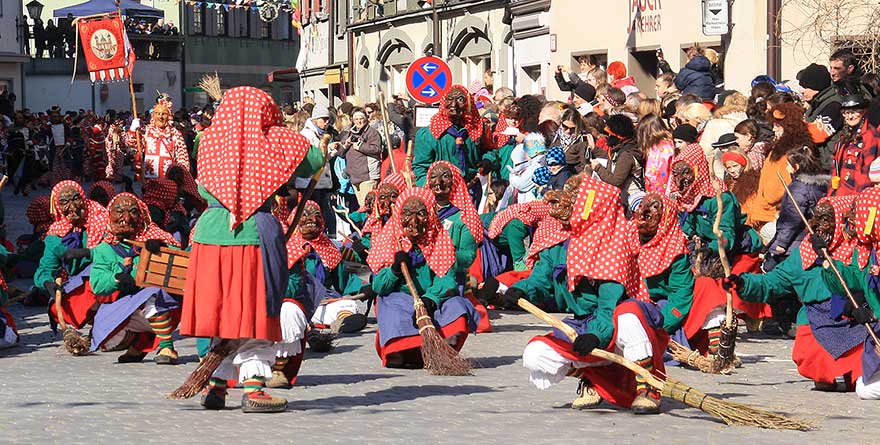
{"left": 286, "top": 201, "right": 342, "bottom": 270}
{"left": 801, "top": 195, "right": 862, "bottom": 269}
{"left": 102, "top": 192, "right": 181, "bottom": 247}
{"left": 670, "top": 142, "right": 723, "bottom": 212}
{"left": 566, "top": 175, "right": 648, "bottom": 301}
{"left": 26, "top": 196, "right": 53, "bottom": 235}
{"left": 197, "top": 86, "right": 312, "bottom": 229}
{"left": 426, "top": 160, "right": 483, "bottom": 244}
{"left": 854, "top": 186, "right": 880, "bottom": 251}
{"left": 428, "top": 85, "right": 482, "bottom": 142}
{"left": 367, "top": 187, "right": 455, "bottom": 276}
{"left": 47, "top": 180, "right": 110, "bottom": 248}
{"left": 634, "top": 194, "right": 689, "bottom": 278}
{"left": 488, "top": 201, "right": 551, "bottom": 240}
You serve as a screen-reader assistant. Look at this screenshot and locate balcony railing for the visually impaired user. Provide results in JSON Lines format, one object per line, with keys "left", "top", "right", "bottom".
{"left": 23, "top": 31, "right": 182, "bottom": 62}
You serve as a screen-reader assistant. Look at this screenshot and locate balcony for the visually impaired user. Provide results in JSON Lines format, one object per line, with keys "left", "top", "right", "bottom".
{"left": 22, "top": 32, "right": 181, "bottom": 64}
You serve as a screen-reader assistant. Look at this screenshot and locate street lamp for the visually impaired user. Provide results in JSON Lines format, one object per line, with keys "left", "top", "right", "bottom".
{"left": 26, "top": 1, "right": 45, "bottom": 20}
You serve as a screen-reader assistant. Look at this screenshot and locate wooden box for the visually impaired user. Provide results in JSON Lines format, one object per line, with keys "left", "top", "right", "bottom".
{"left": 134, "top": 246, "right": 190, "bottom": 296}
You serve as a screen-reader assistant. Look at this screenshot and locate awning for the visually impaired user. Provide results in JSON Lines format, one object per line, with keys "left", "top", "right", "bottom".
{"left": 324, "top": 68, "right": 349, "bottom": 85}
{"left": 267, "top": 68, "right": 300, "bottom": 83}
{"left": 54, "top": 0, "right": 164, "bottom": 19}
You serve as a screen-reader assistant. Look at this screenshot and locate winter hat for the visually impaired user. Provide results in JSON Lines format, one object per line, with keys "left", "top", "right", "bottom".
{"left": 722, "top": 150, "right": 749, "bottom": 168}
{"left": 574, "top": 81, "right": 597, "bottom": 103}
{"left": 672, "top": 124, "right": 698, "bottom": 143}
{"left": 523, "top": 132, "right": 547, "bottom": 157}
{"left": 546, "top": 146, "right": 565, "bottom": 166}
{"left": 604, "top": 114, "right": 635, "bottom": 140}
{"left": 869, "top": 158, "right": 880, "bottom": 183}
{"left": 711, "top": 133, "right": 739, "bottom": 149}
{"left": 797, "top": 63, "right": 831, "bottom": 92}
{"left": 311, "top": 103, "right": 330, "bottom": 120}
{"left": 532, "top": 166, "right": 551, "bottom": 186}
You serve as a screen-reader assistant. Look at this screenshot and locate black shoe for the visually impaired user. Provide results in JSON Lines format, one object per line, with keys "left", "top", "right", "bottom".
{"left": 200, "top": 389, "right": 226, "bottom": 410}
{"left": 332, "top": 313, "right": 367, "bottom": 334}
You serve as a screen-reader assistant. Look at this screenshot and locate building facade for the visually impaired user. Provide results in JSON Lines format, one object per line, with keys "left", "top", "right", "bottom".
{"left": 506, "top": 0, "right": 550, "bottom": 96}
{"left": 299, "top": 0, "right": 512, "bottom": 106}
{"left": 0, "top": 0, "right": 27, "bottom": 103}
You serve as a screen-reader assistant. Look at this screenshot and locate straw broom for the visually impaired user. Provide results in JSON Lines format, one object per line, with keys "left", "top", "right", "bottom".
{"left": 777, "top": 172, "right": 880, "bottom": 355}
{"left": 169, "top": 134, "right": 330, "bottom": 399}
{"left": 710, "top": 178, "right": 739, "bottom": 373}
{"left": 197, "top": 72, "right": 223, "bottom": 102}
{"left": 667, "top": 339, "right": 721, "bottom": 373}
{"left": 399, "top": 262, "right": 472, "bottom": 375}
{"left": 518, "top": 299, "right": 814, "bottom": 430}
{"left": 53, "top": 277, "right": 90, "bottom": 356}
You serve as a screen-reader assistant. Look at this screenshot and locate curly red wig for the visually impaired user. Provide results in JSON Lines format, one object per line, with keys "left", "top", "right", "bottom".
{"left": 765, "top": 101, "right": 813, "bottom": 161}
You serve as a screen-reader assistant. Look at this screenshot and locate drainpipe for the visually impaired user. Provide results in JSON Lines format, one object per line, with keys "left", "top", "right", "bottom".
{"left": 432, "top": 1, "right": 440, "bottom": 56}
{"left": 767, "top": 0, "right": 781, "bottom": 79}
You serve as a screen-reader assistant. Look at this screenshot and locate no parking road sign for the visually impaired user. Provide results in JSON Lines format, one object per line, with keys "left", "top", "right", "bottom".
{"left": 406, "top": 56, "right": 452, "bottom": 104}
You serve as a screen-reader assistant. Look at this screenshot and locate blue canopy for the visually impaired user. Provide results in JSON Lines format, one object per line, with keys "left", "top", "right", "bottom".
{"left": 54, "top": 0, "right": 164, "bottom": 19}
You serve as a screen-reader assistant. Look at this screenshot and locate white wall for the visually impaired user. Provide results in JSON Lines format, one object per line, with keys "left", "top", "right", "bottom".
{"left": 25, "top": 60, "right": 180, "bottom": 114}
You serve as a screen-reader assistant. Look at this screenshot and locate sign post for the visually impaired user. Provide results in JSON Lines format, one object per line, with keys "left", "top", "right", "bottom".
{"left": 702, "top": 0, "right": 730, "bottom": 36}
{"left": 405, "top": 55, "right": 452, "bottom": 105}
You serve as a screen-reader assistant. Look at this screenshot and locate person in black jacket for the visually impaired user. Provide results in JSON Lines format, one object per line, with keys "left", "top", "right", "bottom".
{"left": 674, "top": 55, "right": 716, "bottom": 101}
{"left": 554, "top": 55, "right": 598, "bottom": 92}
{"left": 798, "top": 63, "right": 843, "bottom": 166}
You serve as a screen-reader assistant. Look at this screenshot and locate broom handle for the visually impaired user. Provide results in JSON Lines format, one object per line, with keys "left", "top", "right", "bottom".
{"left": 710, "top": 179, "right": 735, "bottom": 329}
{"left": 285, "top": 135, "right": 331, "bottom": 240}
{"left": 517, "top": 298, "right": 665, "bottom": 390}
{"left": 54, "top": 277, "right": 67, "bottom": 332}
{"left": 333, "top": 206, "right": 364, "bottom": 237}
{"left": 377, "top": 92, "right": 398, "bottom": 174}
{"left": 319, "top": 293, "right": 367, "bottom": 306}
{"left": 400, "top": 262, "right": 423, "bottom": 306}
{"left": 0, "top": 175, "right": 8, "bottom": 190}
{"left": 776, "top": 172, "right": 880, "bottom": 349}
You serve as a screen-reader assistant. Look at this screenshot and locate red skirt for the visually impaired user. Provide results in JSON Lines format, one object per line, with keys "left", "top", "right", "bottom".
{"left": 682, "top": 276, "right": 728, "bottom": 341}
{"left": 791, "top": 324, "right": 863, "bottom": 385}
{"left": 180, "top": 243, "right": 281, "bottom": 342}
{"left": 528, "top": 301, "right": 669, "bottom": 408}
{"left": 48, "top": 280, "right": 98, "bottom": 329}
{"left": 497, "top": 270, "right": 532, "bottom": 288}
{"left": 374, "top": 317, "right": 469, "bottom": 367}
{"left": 466, "top": 293, "right": 492, "bottom": 333}
{"left": 730, "top": 253, "right": 773, "bottom": 319}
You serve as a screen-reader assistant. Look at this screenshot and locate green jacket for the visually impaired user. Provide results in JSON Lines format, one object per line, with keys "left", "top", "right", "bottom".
{"left": 738, "top": 247, "right": 842, "bottom": 325}
{"left": 286, "top": 253, "right": 364, "bottom": 299}
{"left": 371, "top": 248, "right": 458, "bottom": 306}
{"left": 823, "top": 260, "right": 880, "bottom": 318}
{"left": 440, "top": 207, "right": 478, "bottom": 278}
{"left": 645, "top": 255, "right": 695, "bottom": 333}
{"left": 511, "top": 242, "right": 572, "bottom": 312}
{"left": 481, "top": 142, "right": 516, "bottom": 181}
{"left": 482, "top": 212, "right": 529, "bottom": 270}
{"left": 34, "top": 232, "right": 94, "bottom": 291}
{"left": 680, "top": 192, "right": 761, "bottom": 255}
{"left": 89, "top": 242, "right": 141, "bottom": 296}
{"left": 412, "top": 127, "right": 480, "bottom": 186}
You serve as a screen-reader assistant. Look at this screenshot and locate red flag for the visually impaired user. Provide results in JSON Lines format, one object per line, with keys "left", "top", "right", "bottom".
{"left": 78, "top": 14, "right": 133, "bottom": 82}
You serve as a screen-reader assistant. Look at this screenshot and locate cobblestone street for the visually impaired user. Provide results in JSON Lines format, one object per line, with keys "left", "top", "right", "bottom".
{"left": 2, "top": 299, "right": 879, "bottom": 444}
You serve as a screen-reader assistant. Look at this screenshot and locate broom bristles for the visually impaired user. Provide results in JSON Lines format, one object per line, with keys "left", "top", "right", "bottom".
{"left": 197, "top": 72, "right": 222, "bottom": 102}
{"left": 168, "top": 340, "right": 233, "bottom": 400}
{"left": 662, "top": 379, "right": 815, "bottom": 431}
{"left": 414, "top": 303, "right": 472, "bottom": 376}
{"left": 667, "top": 340, "right": 721, "bottom": 374}
{"left": 62, "top": 328, "right": 91, "bottom": 356}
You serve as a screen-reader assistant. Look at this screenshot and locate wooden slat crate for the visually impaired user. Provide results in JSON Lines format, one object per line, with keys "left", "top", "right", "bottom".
{"left": 134, "top": 246, "right": 190, "bottom": 296}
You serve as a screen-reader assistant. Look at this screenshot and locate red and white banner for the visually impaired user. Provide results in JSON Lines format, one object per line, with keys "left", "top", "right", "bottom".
{"left": 78, "top": 14, "right": 136, "bottom": 83}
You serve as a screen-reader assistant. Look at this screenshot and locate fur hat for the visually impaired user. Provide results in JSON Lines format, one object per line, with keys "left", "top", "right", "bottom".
{"left": 796, "top": 63, "right": 831, "bottom": 92}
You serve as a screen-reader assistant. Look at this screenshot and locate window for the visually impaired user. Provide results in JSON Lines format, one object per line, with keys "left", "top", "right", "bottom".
{"left": 260, "top": 19, "right": 271, "bottom": 39}
{"left": 216, "top": 8, "right": 228, "bottom": 36}
{"left": 192, "top": 5, "right": 204, "bottom": 35}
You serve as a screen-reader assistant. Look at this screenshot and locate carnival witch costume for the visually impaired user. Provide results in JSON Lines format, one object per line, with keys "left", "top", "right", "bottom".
{"left": 367, "top": 187, "right": 480, "bottom": 369}
{"left": 38, "top": 181, "right": 109, "bottom": 331}
{"left": 88, "top": 193, "right": 182, "bottom": 364}
{"left": 521, "top": 174, "right": 669, "bottom": 414}
{"left": 725, "top": 195, "right": 870, "bottom": 391}
{"left": 177, "top": 87, "right": 321, "bottom": 413}
{"left": 412, "top": 85, "right": 484, "bottom": 186}
{"left": 634, "top": 193, "right": 730, "bottom": 357}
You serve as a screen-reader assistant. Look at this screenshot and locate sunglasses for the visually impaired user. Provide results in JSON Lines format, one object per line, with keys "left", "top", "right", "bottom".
{"left": 561, "top": 123, "right": 577, "bottom": 132}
